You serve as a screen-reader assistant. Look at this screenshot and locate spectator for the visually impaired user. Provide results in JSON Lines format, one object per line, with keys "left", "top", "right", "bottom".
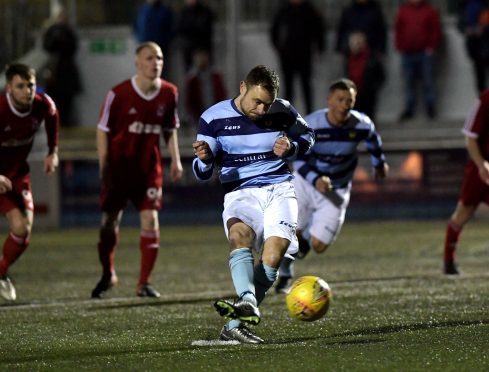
{"left": 134, "top": 0, "right": 174, "bottom": 77}
{"left": 335, "top": 0, "right": 387, "bottom": 58}
{"left": 345, "top": 31, "right": 385, "bottom": 122}
{"left": 176, "top": 0, "right": 215, "bottom": 72}
{"left": 395, "top": 0, "right": 442, "bottom": 121}
{"left": 270, "top": 0, "right": 325, "bottom": 113}
{"left": 457, "top": 0, "right": 489, "bottom": 93}
{"left": 184, "top": 49, "right": 227, "bottom": 126}
{"left": 42, "top": 7, "right": 82, "bottom": 127}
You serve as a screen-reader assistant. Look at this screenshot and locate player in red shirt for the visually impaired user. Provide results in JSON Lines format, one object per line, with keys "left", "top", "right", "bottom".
{"left": 91, "top": 41, "right": 183, "bottom": 298}
{"left": 443, "top": 89, "right": 489, "bottom": 274}
{"left": 0, "top": 63, "right": 59, "bottom": 301}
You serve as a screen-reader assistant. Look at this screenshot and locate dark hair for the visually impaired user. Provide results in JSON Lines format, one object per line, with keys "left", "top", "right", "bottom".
{"left": 5, "top": 63, "right": 35, "bottom": 82}
{"left": 244, "top": 65, "right": 280, "bottom": 96}
{"left": 329, "top": 78, "right": 357, "bottom": 94}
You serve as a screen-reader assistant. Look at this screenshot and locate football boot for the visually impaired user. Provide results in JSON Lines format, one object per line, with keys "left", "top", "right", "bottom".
{"left": 0, "top": 276, "right": 16, "bottom": 301}
{"left": 214, "top": 297, "right": 261, "bottom": 325}
{"left": 220, "top": 324, "right": 264, "bottom": 344}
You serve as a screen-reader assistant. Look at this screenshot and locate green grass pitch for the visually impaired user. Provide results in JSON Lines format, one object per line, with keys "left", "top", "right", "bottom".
{"left": 0, "top": 220, "right": 488, "bottom": 371}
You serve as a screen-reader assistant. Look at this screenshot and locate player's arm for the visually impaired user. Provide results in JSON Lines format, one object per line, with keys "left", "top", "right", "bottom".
{"left": 44, "top": 146, "right": 59, "bottom": 175}
{"left": 192, "top": 117, "right": 216, "bottom": 181}
{"left": 365, "top": 128, "right": 387, "bottom": 180}
{"left": 284, "top": 112, "right": 315, "bottom": 160}
{"left": 97, "top": 128, "right": 109, "bottom": 180}
{"left": 43, "top": 94, "right": 60, "bottom": 175}
{"left": 0, "top": 175, "right": 12, "bottom": 194}
{"left": 466, "top": 136, "right": 489, "bottom": 184}
{"left": 164, "top": 129, "right": 183, "bottom": 183}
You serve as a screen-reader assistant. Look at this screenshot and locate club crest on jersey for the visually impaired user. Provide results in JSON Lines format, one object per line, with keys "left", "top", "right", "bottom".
{"left": 349, "top": 131, "right": 357, "bottom": 139}
{"left": 157, "top": 105, "right": 165, "bottom": 117}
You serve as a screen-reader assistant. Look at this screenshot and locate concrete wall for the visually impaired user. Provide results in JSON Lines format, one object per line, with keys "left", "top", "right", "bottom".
{"left": 73, "top": 21, "right": 477, "bottom": 128}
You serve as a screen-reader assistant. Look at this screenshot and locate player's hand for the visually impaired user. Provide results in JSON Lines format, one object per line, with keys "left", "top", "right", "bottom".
{"left": 478, "top": 161, "right": 489, "bottom": 185}
{"left": 44, "top": 153, "right": 59, "bottom": 175}
{"left": 192, "top": 140, "right": 213, "bottom": 163}
{"left": 0, "top": 175, "right": 12, "bottom": 194}
{"left": 374, "top": 163, "right": 389, "bottom": 180}
{"left": 170, "top": 159, "right": 183, "bottom": 182}
{"left": 273, "top": 136, "right": 291, "bottom": 158}
{"left": 315, "top": 176, "right": 332, "bottom": 193}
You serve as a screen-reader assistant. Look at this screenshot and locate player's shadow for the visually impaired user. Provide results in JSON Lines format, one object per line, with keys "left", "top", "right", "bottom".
{"left": 275, "top": 336, "right": 386, "bottom": 346}
{"left": 87, "top": 291, "right": 236, "bottom": 311}
{"left": 332, "top": 318, "right": 489, "bottom": 337}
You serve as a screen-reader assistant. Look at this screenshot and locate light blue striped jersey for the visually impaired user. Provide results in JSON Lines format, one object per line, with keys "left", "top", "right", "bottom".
{"left": 295, "top": 108, "right": 385, "bottom": 189}
{"left": 192, "top": 98, "right": 315, "bottom": 193}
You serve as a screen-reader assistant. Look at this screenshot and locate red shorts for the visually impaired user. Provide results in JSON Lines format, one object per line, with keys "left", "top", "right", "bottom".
{"left": 458, "top": 162, "right": 489, "bottom": 206}
{"left": 0, "top": 174, "right": 33, "bottom": 214}
{"left": 100, "top": 176, "right": 162, "bottom": 212}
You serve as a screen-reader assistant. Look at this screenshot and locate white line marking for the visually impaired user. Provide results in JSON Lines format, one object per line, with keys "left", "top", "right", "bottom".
{"left": 191, "top": 340, "right": 240, "bottom": 346}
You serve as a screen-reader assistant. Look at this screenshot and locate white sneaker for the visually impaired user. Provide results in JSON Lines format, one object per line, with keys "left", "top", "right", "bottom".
{"left": 0, "top": 276, "right": 16, "bottom": 301}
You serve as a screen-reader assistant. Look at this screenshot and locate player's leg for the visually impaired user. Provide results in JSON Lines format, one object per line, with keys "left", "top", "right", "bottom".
{"left": 399, "top": 54, "right": 416, "bottom": 120}
{"left": 215, "top": 189, "right": 264, "bottom": 340}
{"left": 91, "top": 209, "right": 122, "bottom": 298}
{"left": 259, "top": 182, "right": 297, "bottom": 298}
{"left": 444, "top": 201, "right": 477, "bottom": 275}
{"left": 309, "top": 185, "right": 349, "bottom": 254}
{"left": 421, "top": 52, "right": 436, "bottom": 118}
{"left": 0, "top": 207, "right": 32, "bottom": 301}
{"left": 276, "top": 175, "right": 312, "bottom": 293}
{"left": 444, "top": 164, "right": 487, "bottom": 275}
{"left": 216, "top": 218, "right": 260, "bottom": 318}
{"left": 217, "top": 218, "right": 264, "bottom": 343}
{"left": 137, "top": 209, "right": 160, "bottom": 297}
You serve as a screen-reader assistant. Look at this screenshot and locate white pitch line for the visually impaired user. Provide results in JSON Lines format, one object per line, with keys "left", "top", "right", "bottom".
{"left": 191, "top": 340, "right": 240, "bottom": 346}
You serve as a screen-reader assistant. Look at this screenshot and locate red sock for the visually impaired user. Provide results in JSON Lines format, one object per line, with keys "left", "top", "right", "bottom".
{"left": 98, "top": 228, "right": 118, "bottom": 278}
{"left": 139, "top": 230, "right": 159, "bottom": 285}
{"left": 444, "top": 220, "right": 461, "bottom": 263}
{"left": 0, "top": 233, "right": 29, "bottom": 276}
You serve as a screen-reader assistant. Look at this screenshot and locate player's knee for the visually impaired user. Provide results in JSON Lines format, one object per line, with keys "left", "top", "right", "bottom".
{"left": 312, "top": 240, "right": 329, "bottom": 254}
{"left": 9, "top": 219, "right": 30, "bottom": 238}
{"left": 228, "top": 222, "right": 254, "bottom": 249}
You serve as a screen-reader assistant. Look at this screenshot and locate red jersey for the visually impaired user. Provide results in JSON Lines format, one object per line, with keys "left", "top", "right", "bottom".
{"left": 394, "top": 1, "right": 441, "bottom": 53}
{"left": 98, "top": 77, "right": 180, "bottom": 187}
{"left": 0, "top": 92, "right": 59, "bottom": 179}
{"left": 462, "top": 90, "right": 489, "bottom": 159}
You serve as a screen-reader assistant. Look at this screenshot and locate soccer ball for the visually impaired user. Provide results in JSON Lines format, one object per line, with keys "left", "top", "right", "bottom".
{"left": 285, "top": 275, "right": 331, "bottom": 321}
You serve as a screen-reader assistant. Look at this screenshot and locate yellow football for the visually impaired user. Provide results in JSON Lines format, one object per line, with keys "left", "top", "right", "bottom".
{"left": 285, "top": 275, "right": 332, "bottom": 321}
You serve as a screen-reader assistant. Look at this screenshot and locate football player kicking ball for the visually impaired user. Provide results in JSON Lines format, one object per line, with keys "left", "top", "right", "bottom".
{"left": 91, "top": 41, "right": 183, "bottom": 299}
{"left": 275, "top": 78, "right": 388, "bottom": 293}
{"left": 193, "top": 65, "right": 315, "bottom": 344}
{"left": 0, "top": 63, "right": 59, "bottom": 301}
{"left": 443, "top": 89, "right": 489, "bottom": 275}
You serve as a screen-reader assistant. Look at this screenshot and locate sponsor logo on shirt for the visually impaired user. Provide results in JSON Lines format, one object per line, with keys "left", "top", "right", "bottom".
{"left": 128, "top": 121, "right": 161, "bottom": 134}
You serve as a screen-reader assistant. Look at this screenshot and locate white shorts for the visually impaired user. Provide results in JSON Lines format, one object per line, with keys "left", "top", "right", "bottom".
{"left": 222, "top": 181, "right": 298, "bottom": 255}
{"left": 292, "top": 171, "right": 351, "bottom": 245}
